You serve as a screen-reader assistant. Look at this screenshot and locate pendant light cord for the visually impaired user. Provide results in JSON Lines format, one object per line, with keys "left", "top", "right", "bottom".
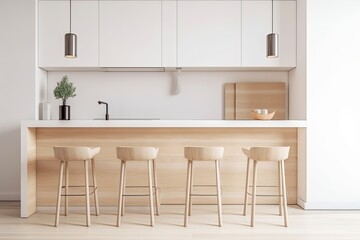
{"left": 70, "top": 0, "right": 72, "bottom": 33}
{"left": 271, "top": 0, "right": 274, "bottom": 33}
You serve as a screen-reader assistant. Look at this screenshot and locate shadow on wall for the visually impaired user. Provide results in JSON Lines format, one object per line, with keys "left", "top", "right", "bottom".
{"left": 0, "top": 126, "right": 21, "bottom": 200}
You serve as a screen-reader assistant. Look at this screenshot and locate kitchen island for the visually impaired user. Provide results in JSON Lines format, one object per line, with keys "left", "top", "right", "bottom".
{"left": 21, "top": 120, "right": 306, "bottom": 217}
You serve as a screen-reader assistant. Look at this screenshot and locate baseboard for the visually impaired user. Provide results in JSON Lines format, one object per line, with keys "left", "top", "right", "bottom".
{"left": 297, "top": 198, "right": 305, "bottom": 209}
{"left": 298, "top": 198, "right": 360, "bottom": 210}
{"left": 0, "top": 193, "right": 20, "bottom": 201}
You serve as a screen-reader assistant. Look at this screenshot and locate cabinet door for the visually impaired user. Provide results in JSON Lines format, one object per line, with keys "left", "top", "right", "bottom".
{"left": 162, "top": 0, "right": 177, "bottom": 67}
{"left": 99, "top": 1, "right": 162, "bottom": 67}
{"left": 242, "top": 0, "right": 296, "bottom": 68}
{"left": 178, "top": 0, "right": 241, "bottom": 67}
{"left": 39, "top": 1, "right": 99, "bottom": 68}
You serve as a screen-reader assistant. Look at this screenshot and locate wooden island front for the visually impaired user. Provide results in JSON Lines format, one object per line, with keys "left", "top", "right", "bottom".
{"left": 21, "top": 120, "right": 306, "bottom": 217}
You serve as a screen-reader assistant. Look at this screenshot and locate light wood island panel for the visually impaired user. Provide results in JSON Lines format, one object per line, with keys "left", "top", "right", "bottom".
{"left": 25, "top": 128, "right": 37, "bottom": 215}
{"left": 36, "top": 127, "right": 297, "bottom": 207}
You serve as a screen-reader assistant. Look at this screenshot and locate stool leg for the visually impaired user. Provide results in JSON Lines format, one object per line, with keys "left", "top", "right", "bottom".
{"left": 147, "top": 160, "right": 155, "bottom": 227}
{"left": 250, "top": 160, "right": 258, "bottom": 227}
{"left": 152, "top": 159, "right": 160, "bottom": 216}
{"left": 184, "top": 160, "right": 192, "bottom": 227}
{"left": 278, "top": 161, "right": 283, "bottom": 216}
{"left": 121, "top": 161, "right": 127, "bottom": 216}
{"left": 280, "top": 160, "right": 289, "bottom": 227}
{"left": 215, "top": 160, "right": 223, "bottom": 227}
{"left": 117, "top": 161, "right": 125, "bottom": 227}
{"left": 188, "top": 160, "right": 193, "bottom": 216}
{"left": 84, "top": 160, "right": 91, "bottom": 227}
{"left": 91, "top": 158, "right": 100, "bottom": 216}
{"left": 243, "top": 158, "right": 250, "bottom": 216}
{"left": 64, "top": 161, "right": 69, "bottom": 216}
{"left": 55, "top": 161, "right": 64, "bottom": 227}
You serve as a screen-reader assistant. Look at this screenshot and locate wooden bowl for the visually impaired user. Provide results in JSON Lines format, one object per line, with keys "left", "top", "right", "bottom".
{"left": 250, "top": 110, "right": 276, "bottom": 120}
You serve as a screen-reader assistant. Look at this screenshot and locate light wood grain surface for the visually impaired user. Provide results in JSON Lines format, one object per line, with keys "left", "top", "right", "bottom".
{"left": 224, "top": 83, "right": 236, "bottom": 120}
{"left": 27, "top": 128, "right": 37, "bottom": 216}
{"left": 36, "top": 128, "right": 297, "bottom": 206}
{"left": 224, "top": 82, "right": 286, "bottom": 120}
{"left": 2, "top": 202, "right": 360, "bottom": 239}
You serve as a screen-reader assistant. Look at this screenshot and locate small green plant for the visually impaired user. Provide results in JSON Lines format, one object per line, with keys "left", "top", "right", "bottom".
{"left": 53, "top": 75, "right": 76, "bottom": 105}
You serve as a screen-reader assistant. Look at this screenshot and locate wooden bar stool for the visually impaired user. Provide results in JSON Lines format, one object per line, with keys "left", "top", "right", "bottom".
{"left": 116, "top": 147, "right": 160, "bottom": 227}
{"left": 184, "top": 146, "right": 224, "bottom": 227}
{"left": 242, "top": 146, "right": 290, "bottom": 227}
{"left": 53, "top": 146, "right": 101, "bottom": 227}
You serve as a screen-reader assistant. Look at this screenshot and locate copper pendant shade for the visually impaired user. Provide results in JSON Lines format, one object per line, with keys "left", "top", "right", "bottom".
{"left": 65, "top": 0, "right": 77, "bottom": 58}
{"left": 267, "top": 0, "right": 279, "bottom": 58}
{"left": 65, "top": 33, "right": 77, "bottom": 58}
{"left": 267, "top": 33, "right": 279, "bottom": 58}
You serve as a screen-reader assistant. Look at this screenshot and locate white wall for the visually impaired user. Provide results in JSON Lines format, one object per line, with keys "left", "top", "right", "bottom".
{"left": 289, "top": 0, "right": 306, "bottom": 120}
{"left": 305, "top": 0, "right": 360, "bottom": 209}
{"left": 289, "top": 0, "right": 307, "bottom": 207}
{"left": 46, "top": 71, "right": 289, "bottom": 120}
{"left": 0, "top": 0, "right": 36, "bottom": 200}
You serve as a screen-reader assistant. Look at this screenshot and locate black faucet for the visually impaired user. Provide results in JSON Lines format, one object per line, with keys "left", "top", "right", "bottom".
{"left": 98, "top": 101, "right": 109, "bottom": 120}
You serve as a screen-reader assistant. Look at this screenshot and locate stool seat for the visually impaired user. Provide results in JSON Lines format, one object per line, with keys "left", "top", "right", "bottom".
{"left": 53, "top": 146, "right": 101, "bottom": 227}
{"left": 117, "top": 147, "right": 159, "bottom": 161}
{"left": 116, "top": 146, "right": 160, "bottom": 227}
{"left": 184, "top": 146, "right": 224, "bottom": 227}
{"left": 184, "top": 146, "right": 224, "bottom": 161}
{"left": 54, "top": 146, "right": 100, "bottom": 161}
{"left": 242, "top": 147, "right": 290, "bottom": 161}
{"left": 242, "top": 146, "right": 290, "bottom": 227}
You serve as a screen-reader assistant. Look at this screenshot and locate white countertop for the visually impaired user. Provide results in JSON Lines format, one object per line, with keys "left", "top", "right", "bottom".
{"left": 21, "top": 120, "right": 306, "bottom": 128}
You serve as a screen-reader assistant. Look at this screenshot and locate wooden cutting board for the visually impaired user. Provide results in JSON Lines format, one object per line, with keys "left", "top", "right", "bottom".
{"left": 224, "top": 82, "right": 285, "bottom": 120}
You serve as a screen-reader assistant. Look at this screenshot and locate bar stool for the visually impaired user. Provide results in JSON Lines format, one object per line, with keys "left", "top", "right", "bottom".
{"left": 116, "top": 147, "right": 160, "bottom": 227}
{"left": 53, "top": 146, "right": 101, "bottom": 227}
{"left": 184, "top": 146, "right": 224, "bottom": 227}
{"left": 242, "top": 146, "right": 290, "bottom": 227}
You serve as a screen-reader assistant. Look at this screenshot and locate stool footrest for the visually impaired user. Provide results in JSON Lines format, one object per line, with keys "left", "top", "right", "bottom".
{"left": 249, "top": 185, "right": 280, "bottom": 188}
{"left": 190, "top": 185, "right": 223, "bottom": 197}
{"left": 122, "top": 186, "right": 158, "bottom": 197}
{"left": 193, "top": 185, "right": 217, "bottom": 187}
{"left": 246, "top": 191, "right": 284, "bottom": 197}
{"left": 122, "top": 193, "right": 156, "bottom": 197}
{"left": 190, "top": 193, "right": 218, "bottom": 196}
{"left": 246, "top": 185, "right": 284, "bottom": 197}
{"left": 61, "top": 185, "right": 97, "bottom": 197}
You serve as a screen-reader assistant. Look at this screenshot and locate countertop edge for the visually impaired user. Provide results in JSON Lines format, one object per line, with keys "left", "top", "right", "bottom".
{"left": 21, "top": 120, "right": 307, "bottom": 128}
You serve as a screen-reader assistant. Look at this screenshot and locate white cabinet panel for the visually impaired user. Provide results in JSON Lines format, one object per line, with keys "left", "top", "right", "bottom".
{"left": 242, "top": 0, "right": 296, "bottom": 68}
{"left": 178, "top": 1, "right": 241, "bottom": 67}
{"left": 99, "top": 1, "right": 162, "bottom": 67}
{"left": 39, "top": 1, "right": 99, "bottom": 68}
{"left": 162, "top": 0, "right": 177, "bottom": 67}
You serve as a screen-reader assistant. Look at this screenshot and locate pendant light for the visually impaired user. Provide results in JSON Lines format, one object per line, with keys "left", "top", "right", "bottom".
{"left": 266, "top": 0, "right": 279, "bottom": 58}
{"left": 65, "top": 0, "right": 77, "bottom": 58}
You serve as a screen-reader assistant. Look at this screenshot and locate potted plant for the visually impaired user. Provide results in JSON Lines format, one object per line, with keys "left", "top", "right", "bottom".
{"left": 53, "top": 75, "right": 76, "bottom": 120}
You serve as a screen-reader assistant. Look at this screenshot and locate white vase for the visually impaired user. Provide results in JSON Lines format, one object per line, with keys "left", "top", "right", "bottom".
{"left": 40, "top": 102, "right": 51, "bottom": 120}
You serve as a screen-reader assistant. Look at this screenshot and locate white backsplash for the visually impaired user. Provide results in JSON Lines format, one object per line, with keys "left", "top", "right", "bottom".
{"left": 46, "top": 71, "right": 288, "bottom": 120}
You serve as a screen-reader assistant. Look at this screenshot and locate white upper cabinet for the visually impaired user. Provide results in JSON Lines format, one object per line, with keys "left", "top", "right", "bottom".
{"left": 178, "top": 0, "right": 242, "bottom": 67}
{"left": 38, "top": 0, "right": 296, "bottom": 70}
{"left": 99, "top": 1, "right": 162, "bottom": 67}
{"left": 39, "top": 1, "right": 99, "bottom": 68}
{"left": 162, "top": 0, "right": 177, "bottom": 67}
{"left": 242, "top": 0, "right": 296, "bottom": 68}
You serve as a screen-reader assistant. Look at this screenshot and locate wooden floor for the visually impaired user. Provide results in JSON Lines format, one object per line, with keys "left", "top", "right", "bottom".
{"left": 1, "top": 202, "right": 360, "bottom": 240}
